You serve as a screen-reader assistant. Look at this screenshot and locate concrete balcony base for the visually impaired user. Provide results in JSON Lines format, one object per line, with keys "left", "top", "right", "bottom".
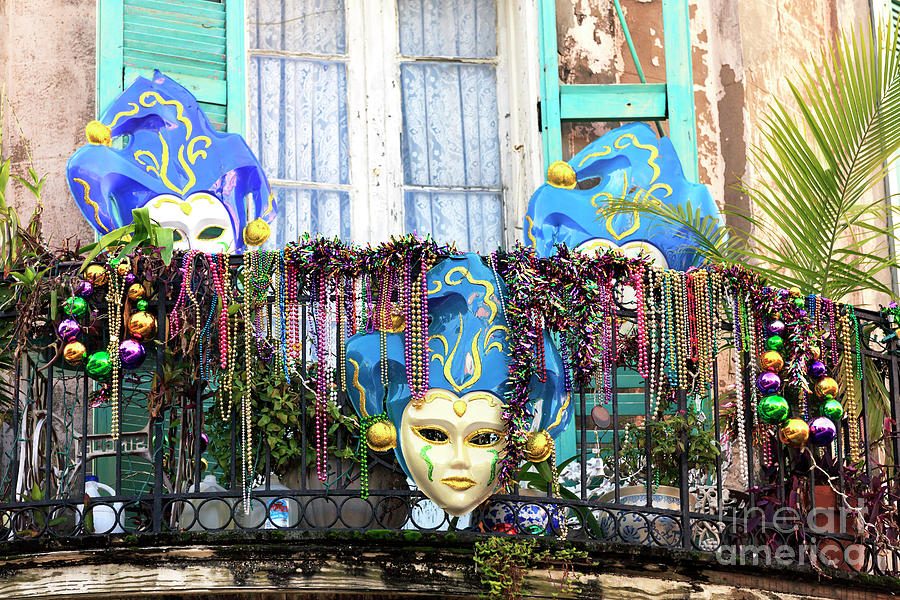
{"left": 1, "top": 531, "right": 899, "bottom": 599}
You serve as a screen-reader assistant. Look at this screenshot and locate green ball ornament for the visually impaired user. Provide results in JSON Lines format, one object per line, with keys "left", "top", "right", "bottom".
{"left": 758, "top": 394, "right": 790, "bottom": 425}
{"left": 793, "top": 297, "right": 805, "bottom": 307}
{"left": 822, "top": 399, "right": 844, "bottom": 422}
{"left": 765, "top": 335, "right": 784, "bottom": 352}
{"left": 63, "top": 296, "right": 88, "bottom": 318}
{"left": 136, "top": 299, "right": 149, "bottom": 312}
{"left": 85, "top": 351, "right": 112, "bottom": 380}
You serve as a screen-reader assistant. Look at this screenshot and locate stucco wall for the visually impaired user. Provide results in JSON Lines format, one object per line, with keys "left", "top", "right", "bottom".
{"left": 0, "top": 0, "right": 96, "bottom": 247}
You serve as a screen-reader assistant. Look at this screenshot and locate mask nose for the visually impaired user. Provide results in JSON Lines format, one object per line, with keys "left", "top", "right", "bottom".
{"left": 449, "top": 441, "right": 471, "bottom": 470}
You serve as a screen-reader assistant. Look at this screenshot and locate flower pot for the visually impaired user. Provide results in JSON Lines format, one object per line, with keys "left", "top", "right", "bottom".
{"left": 482, "top": 488, "right": 563, "bottom": 536}
{"left": 812, "top": 484, "right": 866, "bottom": 572}
{"left": 281, "top": 459, "right": 409, "bottom": 529}
{"left": 597, "top": 485, "right": 685, "bottom": 547}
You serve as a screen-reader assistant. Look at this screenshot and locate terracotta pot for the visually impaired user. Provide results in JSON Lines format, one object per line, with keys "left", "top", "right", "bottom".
{"left": 597, "top": 485, "right": 687, "bottom": 547}
{"left": 281, "top": 459, "right": 409, "bottom": 529}
{"left": 812, "top": 484, "right": 866, "bottom": 572}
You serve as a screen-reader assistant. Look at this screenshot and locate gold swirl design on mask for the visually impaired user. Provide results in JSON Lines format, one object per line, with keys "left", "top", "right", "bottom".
{"left": 72, "top": 178, "right": 110, "bottom": 232}
{"left": 262, "top": 191, "right": 275, "bottom": 217}
{"left": 430, "top": 315, "right": 483, "bottom": 393}
{"left": 427, "top": 279, "right": 442, "bottom": 295}
{"left": 109, "top": 102, "right": 139, "bottom": 128}
{"left": 187, "top": 136, "right": 212, "bottom": 164}
{"left": 444, "top": 267, "right": 498, "bottom": 324}
{"left": 484, "top": 324, "right": 508, "bottom": 355}
{"left": 348, "top": 358, "right": 368, "bottom": 418}
{"left": 591, "top": 171, "right": 640, "bottom": 241}
{"left": 134, "top": 132, "right": 198, "bottom": 196}
{"left": 576, "top": 144, "right": 612, "bottom": 167}
{"left": 547, "top": 392, "right": 571, "bottom": 431}
{"left": 614, "top": 133, "right": 661, "bottom": 184}
{"left": 139, "top": 91, "right": 193, "bottom": 140}
{"left": 524, "top": 215, "right": 537, "bottom": 248}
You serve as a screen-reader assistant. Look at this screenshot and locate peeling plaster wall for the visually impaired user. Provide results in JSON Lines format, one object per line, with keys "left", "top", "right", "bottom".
{"left": 0, "top": 0, "right": 96, "bottom": 248}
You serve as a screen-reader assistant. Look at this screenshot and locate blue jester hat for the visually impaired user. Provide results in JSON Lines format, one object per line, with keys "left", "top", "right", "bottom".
{"left": 524, "top": 122, "right": 722, "bottom": 270}
{"left": 345, "top": 253, "right": 572, "bottom": 477}
{"left": 66, "top": 70, "right": 275, "bottom": 251}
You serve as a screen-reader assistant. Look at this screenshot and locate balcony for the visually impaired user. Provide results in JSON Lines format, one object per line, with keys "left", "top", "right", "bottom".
{"left": 1, "top": 245, "right": 900, "bottom": 599}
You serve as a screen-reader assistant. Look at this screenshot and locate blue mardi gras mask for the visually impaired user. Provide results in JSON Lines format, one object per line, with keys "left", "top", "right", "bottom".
{"left": 524, "top": 122, "right": 721, "bottom": 270}
{"left": 345, "top": 253, "right": 570, "bottom": 516}
{"left": 66, "top": 71, "right": 275, "bottom": 253}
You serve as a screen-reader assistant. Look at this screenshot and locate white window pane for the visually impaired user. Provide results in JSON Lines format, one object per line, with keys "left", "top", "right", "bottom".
{"left": 400, "top": 63, "right": 500, "bottom": 188}
{"left": 405, "top": 191, "right": 502, "bottom": 253}
{"left": 249, "top": 56, "right": 349, "bottom": 186}
{"left": 248, "top": 0, "right": 346, "bottom": 55}
{"left": 273, "top": 187, "right": 351, "bottom": 243}
{"left": 398, "top": 0, "right": 496, "bottom": 58}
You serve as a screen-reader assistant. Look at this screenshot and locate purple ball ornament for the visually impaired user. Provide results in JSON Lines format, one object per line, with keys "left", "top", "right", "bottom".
{"left": 808, "top": 360, "right": 828, "bottom": 379}
{"left": 119, "top": 339, "right": 147, "bottom": 370}
{"left": 808, "top": 417, "right": 837, "bottom": 446}
{"left": 756, "top": 371, "right": 782, "bottom": 395}
{"left": 767, "top": 320, "right": 786, "bottom": 336}
{"left": 73, "top": 279, "right": 94, "bottom": 298}
{"left": 124, "top": 272, "right": 137, "bottom": 286}
{"left": 57, "top": 319, "right": 82, "bottom": 341}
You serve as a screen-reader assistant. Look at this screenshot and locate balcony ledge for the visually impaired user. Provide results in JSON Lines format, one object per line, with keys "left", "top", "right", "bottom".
{"left": 2, "top": 531, "right": 899, "bottom": 599}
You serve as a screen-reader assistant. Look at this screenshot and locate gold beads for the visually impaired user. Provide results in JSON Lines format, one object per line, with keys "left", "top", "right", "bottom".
{"left": 759, "top": 350, "right": 784, "bottom": 372}
{"left": 815, "top": 376, "right": 839, "bottom": 398}
{"left": 366, "top": 421, "right": 397, "bottom": 452}
{"left": 63, "top": 341, "right": 87, "bottom": 366}
{"left": 127, "top": 311, "right": 158, "bottom": 341}
{"left": 547, "top": 161, "right": 577, "bottom": 189}
{"left": 524, "top": 430, "right": 553, "bottom": 463}
{"left": 84, "top": 264, "right": 108, "bottom": 286}
{"left": 127, "top": 283, "right": 146, "bottom": 301}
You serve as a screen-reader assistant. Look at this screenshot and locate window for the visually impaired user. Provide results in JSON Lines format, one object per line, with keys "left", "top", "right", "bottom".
{"left": 245, "top": 0, "right": 540, "bottom": 252}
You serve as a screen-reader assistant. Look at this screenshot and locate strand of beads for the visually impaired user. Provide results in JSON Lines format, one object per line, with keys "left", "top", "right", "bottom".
{"left": 241, "top": 251, "right": 255, "bottom": 513}
{"left": 402, "top": 256, "right": 418, "bottom": 405}
{"left": 417, "top": 252, "right": 431, "bottom": 402}
{"left": 674, "top": 271, "right": 689, "bottom": 390}
{"left": 105, "top": 260, "right": 126, "bottom": 440}
{"left": 731, "top": 291, "right": 748, "bottom": 486}
{"left": 314, "top": 275, "right": 329, "bottom": 482}
{"left": 278, "top": 250, "right": 290, "bottom": 381}
{"left": 838, "top": 309, "right": 860, "bottom": 459}
{"left": 633, "top": 263, "right": 649, "bottom": 380}
{"left": 662, "top": 271, "right": 677, "bottom": 387}
{"left": 170, "top": 250, "right": 202, "bottom": 338}
{"left": 208, "top": 254, "right": 229, "bottom": 369}
{"left": 646, "top": 268, "right": 661, "bottom": 417}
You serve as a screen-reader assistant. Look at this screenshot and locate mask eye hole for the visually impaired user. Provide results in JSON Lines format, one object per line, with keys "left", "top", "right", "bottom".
{"left": 575, "top": 176, "right": 602, "bottom": 190}
{"left": 198, "top": 225, "right": 226, "bottom": 240}
{"left": 413, "top": 426, "right": 450, "bottom": 444}
{"left": 172, "top": 230, "right": 185, "bottom": 243}
{"left": 465, "top": 429, "right": 503, "bottom": 448}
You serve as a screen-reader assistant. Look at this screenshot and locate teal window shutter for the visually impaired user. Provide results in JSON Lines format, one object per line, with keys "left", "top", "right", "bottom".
{"left": 536, "top": 0, "right": 699, "bottom": 182}
{"left": 96, "top": 0, "right": 246, "bottom": 134}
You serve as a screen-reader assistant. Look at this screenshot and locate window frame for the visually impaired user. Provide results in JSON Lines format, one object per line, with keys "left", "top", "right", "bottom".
{"left": 241, "top": 0, "right": 544, "bottom": 248}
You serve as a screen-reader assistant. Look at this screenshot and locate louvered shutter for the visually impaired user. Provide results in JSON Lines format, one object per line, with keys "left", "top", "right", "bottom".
{"left": 96, "top": 0, "right": 246, "bottom": 133}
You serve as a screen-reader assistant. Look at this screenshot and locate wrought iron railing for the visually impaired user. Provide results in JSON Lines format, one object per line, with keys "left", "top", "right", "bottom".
{"left": 0, "top": 260, "right": 898, "bottom": 579}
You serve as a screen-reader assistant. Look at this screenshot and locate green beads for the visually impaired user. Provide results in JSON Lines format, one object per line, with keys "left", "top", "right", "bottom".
{"left": 85, "top": 351, "right": 112, "bottom": 380}
{"left": 758, "top": 394, "right": 790, "bottom": 425}
{"left": 765, "top": 335, "right": 784, "bottom": 352}
{"left": 63, "top": 296, "right": 88, "bottom": 318}
{"left": 822, "top": 399, "right": 844, "bottom": 422}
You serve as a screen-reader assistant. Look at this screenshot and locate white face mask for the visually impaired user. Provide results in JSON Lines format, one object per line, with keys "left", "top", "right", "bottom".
{"left": 144, "top": 192, "right": 235, "bottom": 253}
{"left": 400, "top": 389, "right": 506, "bottom": 517}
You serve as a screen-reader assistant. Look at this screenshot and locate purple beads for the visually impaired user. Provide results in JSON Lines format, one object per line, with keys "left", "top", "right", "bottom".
{"left": 756, "top": 371, "right": 782, "bottom": 395}
{"left": 808, "top": 360, "right": 828, "bottom": 379}
{"left": 57, "top": 318, "right": 82, "bottom": 341}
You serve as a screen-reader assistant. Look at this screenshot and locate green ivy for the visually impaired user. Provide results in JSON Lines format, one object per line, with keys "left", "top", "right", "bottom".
{"left": 474, "top": 537, "right": 587, "bottom": 600}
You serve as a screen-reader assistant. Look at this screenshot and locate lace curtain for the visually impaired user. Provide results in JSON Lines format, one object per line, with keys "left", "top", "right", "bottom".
{"left": 247, "top": 0, "right": 502, "bottom": 252}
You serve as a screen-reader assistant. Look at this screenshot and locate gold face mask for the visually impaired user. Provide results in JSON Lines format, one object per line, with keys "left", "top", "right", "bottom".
{"left": 400, "top": 389, "right": 506, "bottom": 516}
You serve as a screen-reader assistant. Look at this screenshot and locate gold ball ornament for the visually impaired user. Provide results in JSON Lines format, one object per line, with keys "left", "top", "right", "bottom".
{"left": 779, "top": 418, "right": 810, "bottom": 447}
{"left": 815, "top": 377, "right": 839, "bottom": 398}
{"left": 547, "top": 161, "right": 577, "bottom": 189}
{"left": 127, "top": 283, "right": 146, "bottom": 301}
{"left": 809, "top": 346, "right": 822, "bottom": 360}
{"left": 759, "top": 351, "right": 784, "bottom": 373}
{"left": 85, "top": 120, "right": 111, "bottom": 146}
{"left": 524, "top": 430, "right": 554, "bottom": 463}
{"left": 127, "top": 311, "right": 158, "bottom": 341}
{"left": 63, "top": 341, "right": 87, "bottom": 366}
{"left": 243, "top": 218, "right": 271, "bottom": 247}
{"left": 366, "top": 421, "right": 397, "bottom": 452}
{"left": 789, "top": 287, "right": 801, "bottom": 297}
{"left": 116, "top": 262, "right": 130, "bottom": 277}
{"left": 84, "top": 264, "right": 108, "bottom": 286}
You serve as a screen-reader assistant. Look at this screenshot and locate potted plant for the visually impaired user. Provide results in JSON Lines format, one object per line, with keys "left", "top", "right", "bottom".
{"left": 597, "top": 394, "right": 720, "bottom": 546}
